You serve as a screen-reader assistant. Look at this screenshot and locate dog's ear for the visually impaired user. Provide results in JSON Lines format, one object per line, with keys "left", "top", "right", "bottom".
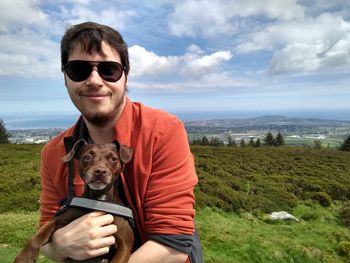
{"left": 112, "top": 140, "right": 133, "bottom": 164}
{"left": 119, "top": 144, "right": 133, "bottom": 164}
{"left": 62, "top": 139, "right": 87, "bottom": 163}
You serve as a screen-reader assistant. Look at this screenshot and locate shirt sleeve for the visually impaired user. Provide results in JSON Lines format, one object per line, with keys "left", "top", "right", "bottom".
{"left": 143, "top": 117, "right": 198, "bottom": 236}
{"left": 39, "top": 145, "right": 64, "bottom": 225}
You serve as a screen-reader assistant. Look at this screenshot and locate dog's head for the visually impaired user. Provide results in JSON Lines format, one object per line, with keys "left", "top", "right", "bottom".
{"left": 62, "top": 139, "right": 133, "bottom": 191}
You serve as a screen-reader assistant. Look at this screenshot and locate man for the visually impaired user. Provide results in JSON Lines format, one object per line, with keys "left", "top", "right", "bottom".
{"left": 39, "top": 22, "right": 202, "bottom": 263}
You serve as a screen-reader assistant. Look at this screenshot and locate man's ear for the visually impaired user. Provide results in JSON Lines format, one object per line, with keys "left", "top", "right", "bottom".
{"left": 64, "top": 74, "right": 68, "bottom": 87}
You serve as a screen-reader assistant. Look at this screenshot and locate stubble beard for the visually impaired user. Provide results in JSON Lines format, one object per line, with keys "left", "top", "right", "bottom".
{"left": 82, "top": 89, "right": 126, "bottom": 127}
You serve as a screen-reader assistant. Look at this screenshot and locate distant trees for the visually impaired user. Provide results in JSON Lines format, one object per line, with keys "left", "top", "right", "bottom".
{"left": 0, "top": 119, "right": 11, "bottom": 144}
{"left": 248, "top": 138, "right": 255, "bottom": 147}
{"left": 210, "top": 137, "right": 225, "bottom": 146}
{"left": 190, "top": 132, "right": 285, "bottom": 148}
{"left": 189, "top": 132, "right": 350, "bottom": 151}
{"left": 340, "top": 134, "right": 350, "bottom": 151}
{"left": 191, "top": 136, "right": 224, "bottom": 146}
{"left": 314, "top": 140, "right": 322, "bottom": 150}
{"left": 264, "top": 132, "right": 275, "bottom": 146}
{"left": 275, "top": 132, "right": 285, "bottom": 146}
{"left": 227, "top": 135, "right": 236, "bottom": 147}
{"left": 255, "top": 138, "right": 261, "bottom": 148}
{"left": 263, "top": 132, "right": 284, "bottom": 147}
{"left": 201, "top": 136, "right": 210, "bottom": 146}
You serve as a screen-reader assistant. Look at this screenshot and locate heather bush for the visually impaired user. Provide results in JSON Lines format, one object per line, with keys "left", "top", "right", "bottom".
{"left": 339, "top": 241, "right": 350, "bottom": 257}
{"left": 340, "top": 203, "right": 350, "bottom": 227}
{"left": 2, "top": 144, "right": 350, "bottom": 216}
{"left": 191, "top": 145, "right": 350, "bottom": 213}
{"left": 311, "top": 192, "right": 332, "bottom": 207}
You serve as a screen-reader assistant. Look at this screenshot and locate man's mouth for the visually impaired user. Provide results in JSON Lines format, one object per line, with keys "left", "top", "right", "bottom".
{"left": 83, "top": 93, "right": 109, "bottom": 101}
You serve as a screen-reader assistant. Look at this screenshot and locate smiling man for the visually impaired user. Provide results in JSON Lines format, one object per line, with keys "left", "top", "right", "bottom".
{"left": 39, "top": 22, "right": 203, "bottom": 263}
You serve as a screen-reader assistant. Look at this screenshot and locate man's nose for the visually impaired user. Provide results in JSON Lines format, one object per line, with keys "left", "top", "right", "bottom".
{"left": 87, "top": 66, "right": 103, "bottom": 86}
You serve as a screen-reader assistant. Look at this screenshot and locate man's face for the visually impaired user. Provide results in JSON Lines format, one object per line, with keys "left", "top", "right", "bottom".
{"left": 65, "top": 41, "right": 127, "bottom": 126}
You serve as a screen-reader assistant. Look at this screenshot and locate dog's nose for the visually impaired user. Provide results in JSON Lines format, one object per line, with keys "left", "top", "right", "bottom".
{"left": 94, "top": 169, "right": 107, "bottom": 177}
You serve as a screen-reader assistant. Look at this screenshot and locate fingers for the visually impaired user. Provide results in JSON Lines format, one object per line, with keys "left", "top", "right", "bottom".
{"left": 87, "top": 235, "right": 116, "bottom": 250}
{"left": 91, "top": 213, "right": 116, "bottom": 227}
{"left": 85, "top": 246, "right": 110, "bottom": 259}
{"left": 87, "top": 223, "right": 117, "bottom": 242}
{"left": 50, "top": 212, "right": 118, "bottom": 261}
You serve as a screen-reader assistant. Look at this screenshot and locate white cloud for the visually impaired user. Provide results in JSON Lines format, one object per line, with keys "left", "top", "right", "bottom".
{"left": 59, "top": 4, "right": 137, "bottom": 30}
{"left": 183, "top": 49, "right": 233, "bottom": 77}
{"left": 0, "top": 0, "right": 48, "bottom": 33}
{"left": 128, "top": 45, "right": 179, "bottom": 77}
{"left": 238, "top": 13, "right": 350, "bottom": 73}
{"left": 129, "top": 72, "right": 254, "bottom": 93}
{"left": 0, "top": 0, "right": 138, "bottom": 78}
{"left": 0, "top": 29, "right": 60, "bottom": 78}
{"left": 168, "top": 0, "right": 238, "bottom": 37}
{"left": 168, "top": 0, "right": 305, "bottom": 38}
{"left": 168, "top": 1, "right": 350, "bottom": 74}
{"left": 129, "top": 44, "right": 232, "bottom": 81}
{"left": 128, "top": 44, "right": 240, "bottom": 92}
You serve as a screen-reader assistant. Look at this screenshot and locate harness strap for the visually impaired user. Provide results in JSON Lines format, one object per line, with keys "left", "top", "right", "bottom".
{"left": 63, "top": 136, "right": 75, "bottom": 198}
{"left": 68, "top": 197, "right": 134, "bottom": 219}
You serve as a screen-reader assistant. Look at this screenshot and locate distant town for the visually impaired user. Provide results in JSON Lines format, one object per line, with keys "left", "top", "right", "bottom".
{"left": 8, "top": 116, "right": 350, "bottom": 148}
{"left": 9, "top": 128, "right": 64, "bottom": 144}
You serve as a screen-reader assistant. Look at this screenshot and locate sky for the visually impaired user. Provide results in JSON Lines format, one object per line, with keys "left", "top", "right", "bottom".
{"left": 1, "top": 0, "right": 350, "bottom": 120}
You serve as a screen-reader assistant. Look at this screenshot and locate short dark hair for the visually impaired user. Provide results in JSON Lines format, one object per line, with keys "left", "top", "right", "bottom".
{"left": 60, "top": 22, "right": 130, "bottom": 76}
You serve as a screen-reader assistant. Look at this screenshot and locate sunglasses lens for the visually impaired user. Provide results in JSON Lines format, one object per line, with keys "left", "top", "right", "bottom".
{"left": 64, "top": 61, "right": 124, "bottom": 82}
{"left": 98, "top": 62, "right": 123, "bottom": 82}
{"left": 64, "top": 61, "right": 92, "bottom": 82}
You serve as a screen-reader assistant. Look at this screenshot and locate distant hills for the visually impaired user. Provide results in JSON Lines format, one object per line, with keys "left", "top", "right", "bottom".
{"left": 184, "top": 115, "right": 350, "bottom": 135}
{"left": 7, "top": 115, "right": 350, "bottom": 145}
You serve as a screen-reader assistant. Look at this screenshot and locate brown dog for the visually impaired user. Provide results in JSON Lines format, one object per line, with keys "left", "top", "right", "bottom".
{"left": 14, "top": 139, "right": 134, "bottom": 263}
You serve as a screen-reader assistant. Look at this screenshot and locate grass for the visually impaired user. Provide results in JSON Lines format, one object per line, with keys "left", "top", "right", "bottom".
{"left": 0, "top": 212, "right": 51, "bottom": 263}
{"left": 2, "top": 144, "right": 350, "bottom": 262}
{"left": 1, "top": 205, "right": 350, "bottom": 263}
{"left": 192, "top": 146, "right": 350, "bottom": 213}
{"left": 0, "top": 144, "right": 42, "bottom": 213}
{"left": 196, "top": 205, "right": 350, "bottom": 263}
{"left": 285, "top": 137, "right": 343, "bottom": 148}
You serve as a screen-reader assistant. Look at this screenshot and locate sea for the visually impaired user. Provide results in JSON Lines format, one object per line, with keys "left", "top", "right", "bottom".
{"left": 2, "top": 109, "right": 350, "bottom": 130}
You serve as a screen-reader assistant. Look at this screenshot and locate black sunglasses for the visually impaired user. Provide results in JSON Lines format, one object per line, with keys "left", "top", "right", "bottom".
{"left": 62, "top": 60, "right": 125, "bottom": 82}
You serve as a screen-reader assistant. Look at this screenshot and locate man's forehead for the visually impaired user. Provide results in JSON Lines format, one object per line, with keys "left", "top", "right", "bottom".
{"left": 69, "top": 41, "right": 106, "bottom": 56}
{"left": 69, "top": 41, "right": 120, "bottom": 59}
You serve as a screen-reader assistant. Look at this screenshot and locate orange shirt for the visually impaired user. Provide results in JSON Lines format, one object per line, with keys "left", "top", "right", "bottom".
{"left": 39, "top": 96, "right": 198, "bottom": 243}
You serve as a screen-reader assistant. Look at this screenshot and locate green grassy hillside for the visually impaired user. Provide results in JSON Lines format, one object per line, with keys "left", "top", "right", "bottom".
{"left": 1, "top": 144, "right": 350, "bottom": 262}
{"left": 192, "top": 146, "right": 350, "bottom": 213}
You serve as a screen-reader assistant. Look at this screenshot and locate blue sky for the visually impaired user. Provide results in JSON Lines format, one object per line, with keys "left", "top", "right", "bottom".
{"left": 1, "top": 0, "right": 350, "bottom": 120}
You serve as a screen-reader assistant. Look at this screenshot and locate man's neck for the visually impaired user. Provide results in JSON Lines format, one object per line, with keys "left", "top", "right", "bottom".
{"left": 84, "top": 121, "right": 115, "bottom": 144}
{"left": 84, "top": 97, "right": 126, "bottom": 144}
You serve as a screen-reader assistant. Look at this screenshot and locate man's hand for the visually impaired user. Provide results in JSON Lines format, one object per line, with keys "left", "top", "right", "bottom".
{"left": 41, "top": 212, "right": 117, "bottom": 261}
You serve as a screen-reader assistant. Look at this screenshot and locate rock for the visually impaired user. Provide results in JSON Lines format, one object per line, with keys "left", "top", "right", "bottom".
{"left": 269, "top": 211, "right": 299, "bottom": 222}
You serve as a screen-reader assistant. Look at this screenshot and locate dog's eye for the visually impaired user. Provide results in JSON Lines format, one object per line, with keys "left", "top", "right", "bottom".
{"left": 110, "top": 156, "right": 118, "bottom": 162}
{"left": 83, "top": 155, "right": 92, "bottom": 162}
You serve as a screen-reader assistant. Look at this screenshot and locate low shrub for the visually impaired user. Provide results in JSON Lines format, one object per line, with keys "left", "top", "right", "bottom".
{"left": 0, "top": 190, "right": 40, "bottom": 213}
{"left": 338, "top": 241, "right": 350, "bottom": 257}
{"left": 311, "top": 192, "right": 332, "bottom": 207}
{"left": 339, "top": 202, "right": 350, "bottom": 227}
{"left": 300, "top": 211, "right": 320, "bottom": 221}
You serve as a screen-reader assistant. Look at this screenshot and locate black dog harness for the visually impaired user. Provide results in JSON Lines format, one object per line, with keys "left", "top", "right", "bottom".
{"left": 57, "top": 196, "right": 134, "bottom": 221}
